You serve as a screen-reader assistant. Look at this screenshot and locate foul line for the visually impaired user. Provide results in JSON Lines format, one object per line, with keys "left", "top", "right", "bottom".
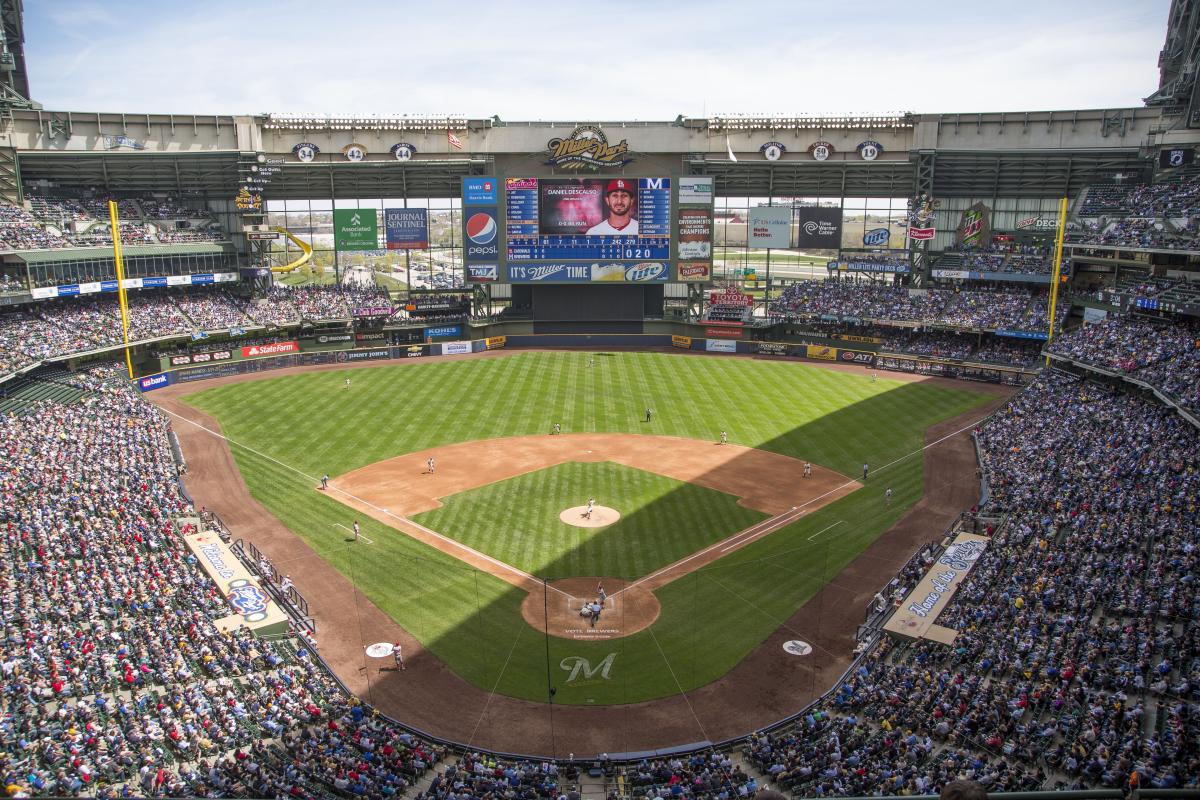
{"left": 806, "top": 520, "right": 844, "bottom": 542}
{"left": 334, "top": 522, "right": 374, "bottom": 545}
{"left": 157, "top": 405, "right": 569, "bottom": 597}
{"left": 615, "top": 413, "right": 990, "bottom": 598}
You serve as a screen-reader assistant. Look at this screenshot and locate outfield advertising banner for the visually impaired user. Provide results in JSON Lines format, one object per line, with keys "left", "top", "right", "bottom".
{"left": 242, "top": 341, "right": 299, "bottom": 358}
{"left": 678, "top": 177, "right": 714, "bottom": 205}
{"left": 506, "top": 262, "right": 670, "bottom": 283}
{"left": 838, "top": 349, "right": 875, "bottom": 365}
{"left": 705, "top": 339, "right": 736, "bottom": 353}
{"left": 384, "top": 208, "right": 428, "bottom": 250}
{"left": 671, "top": 335, "right": 693, "bottom": 349}
{"left": 806, "top": 345, "right": 838, "bottom": 361}
{"left": 442, "top": 341, "right": 472, "bottom": 355}
{"left": 795, "top": 206, "right": 843, "bottom": 249}
{"left": 757, "top": 342, "right": 790, "bottom": 356}
{"left": 485, "top": 336, "right": 507, "bottom": 350}
{"left": 748, "top": 207, "right": 792, "bottom": 248}
{"left": 463, "top": 207, "right": 500, "bottom": 262}
{"left": 424, "top": 325, "right": 462, "bottom": 339}
{"left": 677, "top": 262, "right": 711, "bottom": 282}
{"left": 466, "top": 264, "right": 499, "bottom": 282}
{"left": 678, "top": 209, "right": 712, "bottom": 259}
{"left": 462, "top": 177, "right": 498, "bottom": 205}
{"left": 138, "top": 372, "right": 170, "bottom": 392}
{"left": 334, "top": 209, "right": 378, "bottom": 251}
{"left": 955, "top": 202, "right": 992, "bottom": 248}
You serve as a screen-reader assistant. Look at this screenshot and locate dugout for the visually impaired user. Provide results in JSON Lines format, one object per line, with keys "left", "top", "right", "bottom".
{"left": 515, "top": 283, "right": 664, "bottom": 335}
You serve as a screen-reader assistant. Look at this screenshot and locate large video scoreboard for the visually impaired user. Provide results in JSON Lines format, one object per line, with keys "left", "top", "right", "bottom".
{"left": 462, "top": 175, "right": 712, "bottom": 284}
{"left": 505, "top": 177, "right": 671, "bottom": 262}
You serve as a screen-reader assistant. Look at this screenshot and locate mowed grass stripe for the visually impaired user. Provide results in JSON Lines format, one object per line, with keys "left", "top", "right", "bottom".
{"left": 185, "top": 351, "right": 992, "bottom": 704}
{"left": 414, "top": 462, "right": 766, "bottom": 580}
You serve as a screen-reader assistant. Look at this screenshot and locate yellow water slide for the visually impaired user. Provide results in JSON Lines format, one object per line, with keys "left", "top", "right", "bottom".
{"left": 268, "top": 227, "right": 314, "bottom": 273}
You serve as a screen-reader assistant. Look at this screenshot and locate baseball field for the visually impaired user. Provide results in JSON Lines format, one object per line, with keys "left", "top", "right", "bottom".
{"left": 173, "top": 351, "right": 995, "bottom": 711}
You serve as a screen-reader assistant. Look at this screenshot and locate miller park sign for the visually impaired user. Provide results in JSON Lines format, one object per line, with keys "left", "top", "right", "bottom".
{"left": 545, "top": 125, "right": 633, "bottom": 170}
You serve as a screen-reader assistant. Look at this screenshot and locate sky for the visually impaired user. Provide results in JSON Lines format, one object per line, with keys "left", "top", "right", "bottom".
{"left": 23, "top": 0, "right": 1172, "bottom": 120}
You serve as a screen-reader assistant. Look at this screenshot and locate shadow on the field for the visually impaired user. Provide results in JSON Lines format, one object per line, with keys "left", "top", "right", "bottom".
{"left": 305, "top": 371, "right": 1003, "bottom": 756}
{"left": 174, "top": 355, "right": 1003, "bottom": 758}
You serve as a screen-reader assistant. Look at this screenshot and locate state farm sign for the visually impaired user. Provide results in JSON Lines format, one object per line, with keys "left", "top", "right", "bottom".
{"left": 241, "top": 341, "right": 299, "bottom": 358}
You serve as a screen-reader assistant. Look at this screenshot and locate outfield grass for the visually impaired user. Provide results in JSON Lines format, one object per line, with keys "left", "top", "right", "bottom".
{"left": 183, "top": 351, "right": 992, "bottom": 704}
{"left": 413, "top": 462, "right": 767, "bottom": 579}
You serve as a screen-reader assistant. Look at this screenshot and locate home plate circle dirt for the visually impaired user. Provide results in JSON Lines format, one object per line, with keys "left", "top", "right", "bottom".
{"left": 521, "top": 577, "right": 660, "bottom": 640}
{"left": 559, "top": 505, "right": 620, "bottom": 528}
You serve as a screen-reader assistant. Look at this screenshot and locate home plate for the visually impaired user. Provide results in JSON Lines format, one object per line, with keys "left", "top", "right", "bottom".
{"left": 560, "top": 505, "right": 620, "bottom": 528}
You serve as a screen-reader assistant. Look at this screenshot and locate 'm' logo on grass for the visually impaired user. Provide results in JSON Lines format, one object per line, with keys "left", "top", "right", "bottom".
{"left": 560, "top": 653, "right": 616, "bottom": 683}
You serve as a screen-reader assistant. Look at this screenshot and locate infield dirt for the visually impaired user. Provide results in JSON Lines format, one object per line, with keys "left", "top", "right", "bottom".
{"left": 151, "top": 353, "right": 1012, "bottom": 756}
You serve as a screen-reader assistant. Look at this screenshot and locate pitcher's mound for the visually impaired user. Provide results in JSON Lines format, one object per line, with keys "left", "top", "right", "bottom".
{"left": 560, "top": 505, "right": 620, "bottom": 528}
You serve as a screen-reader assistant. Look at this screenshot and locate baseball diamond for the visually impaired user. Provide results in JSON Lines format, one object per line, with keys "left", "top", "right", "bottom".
{"left": 155, "top": 349, "right": 1004, "bottom": 743}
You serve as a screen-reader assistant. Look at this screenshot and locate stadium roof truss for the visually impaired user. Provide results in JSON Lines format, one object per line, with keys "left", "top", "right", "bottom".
{"left": 686, "top": 149, "right": 1148, "bottom": 199}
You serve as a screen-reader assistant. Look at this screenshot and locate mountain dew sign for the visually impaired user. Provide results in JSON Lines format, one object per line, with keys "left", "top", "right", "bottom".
{"left": 334, "top": 209, "right": 379, "bottom": 250}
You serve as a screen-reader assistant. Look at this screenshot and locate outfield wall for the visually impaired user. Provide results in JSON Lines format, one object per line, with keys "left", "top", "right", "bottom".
{"left": 138, "top": 332, "right": 1034, "bottom": 391}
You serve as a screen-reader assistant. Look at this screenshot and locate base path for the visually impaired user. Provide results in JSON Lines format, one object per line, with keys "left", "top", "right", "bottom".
{"left": 151, "top": 360, "right": 1013, "bottom": 757}
{"left": 332, "top": 433, "right": 853, "bottom": 518}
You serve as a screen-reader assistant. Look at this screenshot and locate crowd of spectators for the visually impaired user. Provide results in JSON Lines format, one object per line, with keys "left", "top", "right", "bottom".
{"left": 155, "top": 229, "right": 225, "bottom": 244}
{"left": 1, "top": 323, "right": 1197, "bottom": 796}
{"left": 258, "top": 284, "right": 392, "bottom": 324}
{"left": 750, "top": 370, "right": 1199, "bottom": 793}
{"left": 0, "top": 367, "right": 453, "bottom": 796}
{"left": 1047, "top": 315, "right": 1199, "bottom": 412}
{"left": 950, "top": 244, "right": 1055, "bottom": 276}
{"left": 172, "top": 290, "right": 251, "bottom": 331}
{"left": 1073, "top": 177, "right": 1200, "bottom": 250}
{"left": 771, "top": 280, "right": 947, "bottom": 323}
{"left": 772, "top": 281, "right": 1060, "bottom": 333}
{"left": 0, "top": 196, "right": 225, "bottom": 252}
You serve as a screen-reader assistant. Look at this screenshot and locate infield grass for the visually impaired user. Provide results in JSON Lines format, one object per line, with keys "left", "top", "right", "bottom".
{"left": 182, "top": 350, "right": 994, "bottom": 705}
{"left": 413, "top": 462, "right": 767, "bottom": 579}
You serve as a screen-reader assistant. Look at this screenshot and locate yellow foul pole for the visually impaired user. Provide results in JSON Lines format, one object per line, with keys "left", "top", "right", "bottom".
{"left": 1044, "top": 196, "right": 1068, "bottom": 366}
{"left": 108, "top": 200, "right": 135, "bottom": 380}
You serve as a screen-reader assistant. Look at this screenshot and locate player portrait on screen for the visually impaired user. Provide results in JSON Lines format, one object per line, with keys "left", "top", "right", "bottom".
{"left": 586, "top": 179, "right": 639, "bottom": 236}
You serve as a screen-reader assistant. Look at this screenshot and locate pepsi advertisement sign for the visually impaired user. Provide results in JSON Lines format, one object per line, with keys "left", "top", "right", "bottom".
{"left": 462, "top": 177, "right": 498, "bottom": 205}
{"left": 463, "top": 207, "right": 499, "bottom": 261}
{"left": 138, "top": 372, "right": 170, "bottom": 392}
{"left": 425, "top": 325, "right": 462, "bottom": 339}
